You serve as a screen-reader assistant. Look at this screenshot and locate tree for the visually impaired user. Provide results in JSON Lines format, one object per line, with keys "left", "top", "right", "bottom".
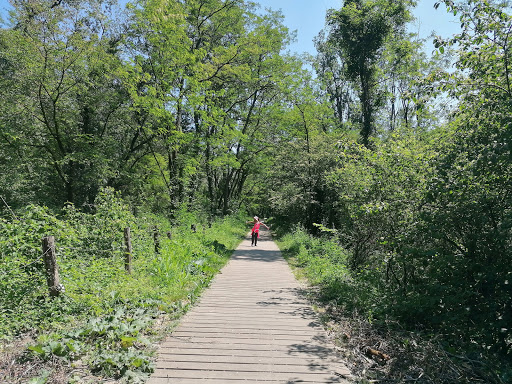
{"left": 325, "top": 0, "right": 413, "bottom": 147}
{"left": 0, "top": 0, "right": 130, "bottom": 208}
{"left": 314, "top": 30, "right": 356, "bottom": 130}
{"left": 379, "top": 32, "right": 438, "bottom": 132}
{"left": 124, "top": 0, "right": 298, "bottom": 216}
{"left": 261, "top": 65, "right": 337, "bottom": 230}
{"left": 420, "top": 0, "right": 512, "bottom": 354}
{"left": 124, "top": 0, "right": 199, "bottom": 214}
{"left": 202, "top": 9, "right": 298, "bottom": 215}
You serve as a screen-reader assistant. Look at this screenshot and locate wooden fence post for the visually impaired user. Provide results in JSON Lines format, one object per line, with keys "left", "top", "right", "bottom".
{"left": 42, "top": 236, "right": 62, "bottom": 297}
{"left": 153, "top": 226, "right": 160, "bottom": 254}
{"left": 124, "top": 227, "right": 132, "bottom": 274}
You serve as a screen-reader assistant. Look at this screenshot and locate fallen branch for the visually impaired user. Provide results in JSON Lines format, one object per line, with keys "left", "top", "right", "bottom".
{"left": 366, "top": 347, "right": 391, "bottom": 361}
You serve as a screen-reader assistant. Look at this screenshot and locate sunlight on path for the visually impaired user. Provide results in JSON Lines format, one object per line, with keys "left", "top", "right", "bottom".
{"left": 147, "top": 229, "right": 352, "bottom": 383}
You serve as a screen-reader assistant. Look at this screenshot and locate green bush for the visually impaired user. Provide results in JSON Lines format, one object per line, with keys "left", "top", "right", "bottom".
{"left": 1, "top": 190, "right": 246, "bottom": 382}
{"left": 0, "top": 204, "right": 77, "bottom": 336}
{"left": 278, "top": 228, "right": 356, "bottom": 303}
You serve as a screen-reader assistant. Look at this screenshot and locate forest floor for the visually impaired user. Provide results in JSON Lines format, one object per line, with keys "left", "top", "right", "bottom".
{"left": 0, "top": 313, "right": 180, "bottom": 384}
{"left": 303, "top": 287, "right": 507, "bottom": 384}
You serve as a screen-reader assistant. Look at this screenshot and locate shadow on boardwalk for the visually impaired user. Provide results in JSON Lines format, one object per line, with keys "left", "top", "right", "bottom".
{"left": 147, "top": 230, "right": 352, "bottom": 383}
{"left": 232, "top": 249, "right": 282, "bottom": 262}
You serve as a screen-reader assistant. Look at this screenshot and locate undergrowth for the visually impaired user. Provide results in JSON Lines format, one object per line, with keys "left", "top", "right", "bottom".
{"left": 0, "top": 188, "right": 246, "bottom": 383}
{"left": 277, "top": 227, "right": 511, "bottom": 384}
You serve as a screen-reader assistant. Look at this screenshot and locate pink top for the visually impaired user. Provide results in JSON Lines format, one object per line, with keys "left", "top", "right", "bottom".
{"left": 252, "top": 222, "right": 261, "bottom": 233}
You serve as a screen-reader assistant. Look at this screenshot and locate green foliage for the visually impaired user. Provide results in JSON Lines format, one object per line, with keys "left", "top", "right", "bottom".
{"left": 326, "top": 131, "right": 437, "bottom": 270}
{"left": 0, "top": 0, "right": 302, "bottom": 217}
{"left": 265, "top": 132, "right": 339, "bottom": 232}
{"left": 278, "top": 227, "right": 355, "bottom": 305}
{"left": 416, "top": 0, "right": 512, "bottom": 356}
{"left": 27, "top": 306, "right": 156, "bottom": 382}
{"left": 0, "top": 0, "right": 130, "bottom": 208}
{"left": 0, "top": 204, "right": 77, "bottom": 336}
{"left": 282, "top": 118, "right": 511, "bottom": 363}
{"left": 1, "top": 0, "right": 511, "bottom": 381}
{"left": 274, "top": 4, "right": 507, "bottom": 377}
{"left": 325, "top": 0, "right": 414, "bottom": 146}
{"left": 123, "top": 0, "right": 299, "bottom": 216}
{"left": 273, "top": 2, "right": 512, "bottom": 373}
{"left": 0, "top": 192, "right": 245, "bottom": 382}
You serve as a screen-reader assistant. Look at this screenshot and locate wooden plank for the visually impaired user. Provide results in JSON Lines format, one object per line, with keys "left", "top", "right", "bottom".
{"left": 147, "top": 231, "right": 352, "bottom": 383}
{"left": 150, "top": 369, "right": 345, "bottom": 382}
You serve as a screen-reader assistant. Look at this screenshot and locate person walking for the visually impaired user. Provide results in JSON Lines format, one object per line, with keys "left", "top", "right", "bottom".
{"left": 249, "top": 216, "right": 269, "bottom": 246}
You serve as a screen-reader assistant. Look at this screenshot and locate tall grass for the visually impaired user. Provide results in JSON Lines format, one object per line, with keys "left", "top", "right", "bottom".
{"left": 277, "top": 227, "right": 380, "bottom": 315}
{"left": 0, "top": 189, "right": 246, "bottom": 382}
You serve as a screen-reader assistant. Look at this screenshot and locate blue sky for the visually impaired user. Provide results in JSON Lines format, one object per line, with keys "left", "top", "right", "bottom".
{"left": 254, "top": 0, "right": 459, "bottom": 55}
{"left": 0, "top": 0, "right": 459, "bottom": 55}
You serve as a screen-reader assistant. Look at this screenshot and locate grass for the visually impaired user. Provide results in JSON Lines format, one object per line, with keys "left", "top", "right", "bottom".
{"left": 0, "top": 205, "right": 246, "bottom": 384}
{"left": 276, "top": 227, "right": 511, "bottom": 384}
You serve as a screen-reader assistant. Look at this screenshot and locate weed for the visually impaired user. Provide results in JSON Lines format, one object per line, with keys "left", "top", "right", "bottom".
{"left": 0, "top": 196, "right": 246, "bottom": 382}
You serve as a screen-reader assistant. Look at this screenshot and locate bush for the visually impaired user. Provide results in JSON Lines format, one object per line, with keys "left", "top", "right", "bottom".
{"left": 0, "top": 191, "right": 247, "bottom": 382}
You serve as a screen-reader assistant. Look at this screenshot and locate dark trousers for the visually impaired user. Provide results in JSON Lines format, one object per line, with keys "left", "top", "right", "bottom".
{"left": 251, "top": 231, "right": 258, "bottom": 246}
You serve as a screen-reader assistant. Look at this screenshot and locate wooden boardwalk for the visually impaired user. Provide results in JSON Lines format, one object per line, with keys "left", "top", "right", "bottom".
{"left": 147, "top": 230, "right": 352, "bottom": 384}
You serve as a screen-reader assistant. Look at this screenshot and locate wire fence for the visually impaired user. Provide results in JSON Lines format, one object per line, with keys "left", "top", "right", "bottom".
{"left": 0, "top": 223, "right": 178, "bottom": 297}
{"left": 0, "top": 195, "right": 214, "bottom": 313}
{"left": 0, "top": 239, "right": 115, "bottom": 274}
{"left": 0, "top": 195, "right": 19, "bottom": 221}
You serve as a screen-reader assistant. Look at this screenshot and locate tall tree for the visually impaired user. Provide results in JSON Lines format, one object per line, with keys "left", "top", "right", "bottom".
{"left": 125, "top": 0, "right": 199, "bottom": 214}
{"left": 259, "top": 65, "right": 337, "bottom": 230}
{"left": 201, "top": 8, "right": 296, "bottom": 214}
{"left": 325, "top": 0, "right": 413, "bottom": 147}
{"left": 125, "top": 0, "right": 297, "bottom": 216}
{"left": 0, "top": 0, "right": 130, "bottom": 208}
{"left": 314, "top": 29, "right": 356, "bottom": 130}
{"left": 421, "top": 0, "right": 512, "bottom": 354}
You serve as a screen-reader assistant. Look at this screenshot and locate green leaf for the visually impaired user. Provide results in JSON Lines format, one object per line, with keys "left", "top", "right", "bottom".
{"left": 28, "top": 344, "right": 45, "bottom": 355}
{"left": 120, "top": 336, "right": 137, "bottom": 349}
{"left": 131, "top": 358, "right": 144, "bottom": 368}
